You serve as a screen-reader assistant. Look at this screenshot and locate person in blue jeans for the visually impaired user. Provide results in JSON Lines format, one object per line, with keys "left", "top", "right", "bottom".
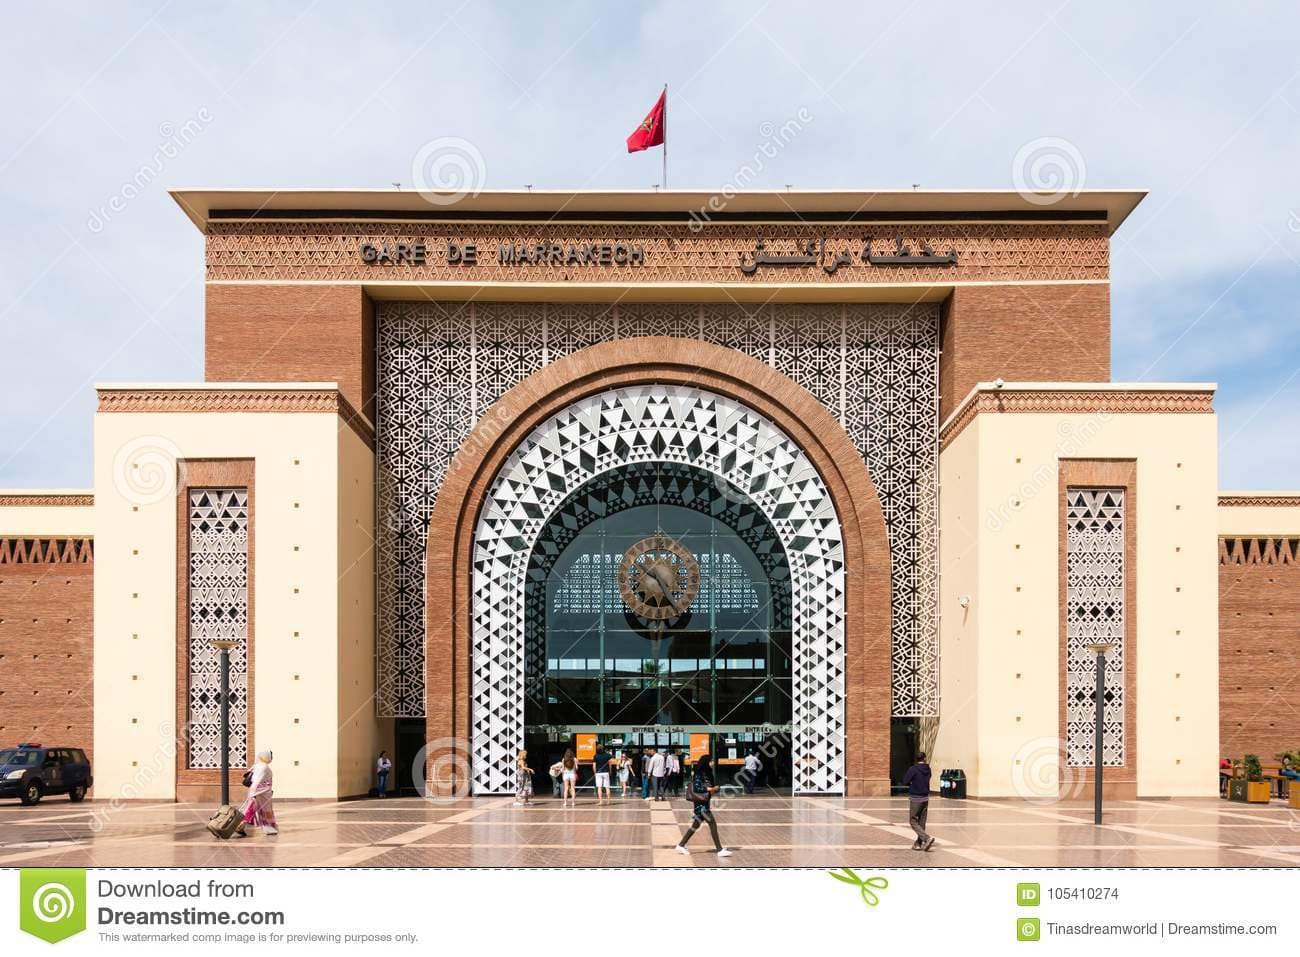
{"left": 376, "top": 751, "right": 392, "bottom": 798}
{"left": 902, "top": 751, "right": 935, "bottom": 851}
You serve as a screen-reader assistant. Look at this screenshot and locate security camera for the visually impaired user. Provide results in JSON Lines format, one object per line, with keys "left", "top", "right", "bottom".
{"left": 994, "top": 378, "right": 1005, "bottom": 389}
{"left": 958, "top": 594, "right": 971, "bottom": 609}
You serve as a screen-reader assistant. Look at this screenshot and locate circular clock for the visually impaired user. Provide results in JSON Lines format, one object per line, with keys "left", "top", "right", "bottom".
{"left": 616, "top": 533, "right": 701, "bottom": 621}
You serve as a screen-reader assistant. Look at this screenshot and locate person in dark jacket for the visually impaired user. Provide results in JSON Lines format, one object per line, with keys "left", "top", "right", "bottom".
{"left": 902, "top": 752, "right": 935, "bottom": 851}
{"left": 676, "top": 755, "right": 733, "bottom": 858}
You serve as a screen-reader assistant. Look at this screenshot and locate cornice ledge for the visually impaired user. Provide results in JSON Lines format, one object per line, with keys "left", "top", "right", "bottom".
{"left": 940, "top": 385, "right": 1215, "bottom": 450}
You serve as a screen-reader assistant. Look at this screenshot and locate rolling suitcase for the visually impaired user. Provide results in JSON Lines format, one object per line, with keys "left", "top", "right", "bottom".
{"left": 206, "top": 804, "right": 242, "bottom": 840}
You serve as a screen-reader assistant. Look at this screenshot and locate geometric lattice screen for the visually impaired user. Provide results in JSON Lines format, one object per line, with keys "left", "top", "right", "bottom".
{"left": 473, "top": 384, "right": 846, "bottom": 795}
{"left": 376, "top": 301, "right": 940, "bottom": 719}
{"left": 1064, "top": 488, "right": 1125, "bottom": 768}
{"left": 186, "top": 488, "right": 249, "bottom": 770}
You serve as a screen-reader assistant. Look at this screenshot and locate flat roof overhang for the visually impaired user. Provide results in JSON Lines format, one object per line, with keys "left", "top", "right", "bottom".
{"left": 171, "top": 187, "right": 1146, "bottom": 235}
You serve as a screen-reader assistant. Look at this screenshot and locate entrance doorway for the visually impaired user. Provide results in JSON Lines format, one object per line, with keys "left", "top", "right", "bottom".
{"left": 523, "top": 462, "right": 795, "bottom": 793}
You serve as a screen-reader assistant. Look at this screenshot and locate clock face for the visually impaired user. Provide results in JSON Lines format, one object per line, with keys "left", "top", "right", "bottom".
{"left": 616, "top": 534, "right": 701, "bottom": 622}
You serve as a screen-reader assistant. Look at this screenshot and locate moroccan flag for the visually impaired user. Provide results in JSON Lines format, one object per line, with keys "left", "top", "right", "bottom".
{"left": 626, "top": 89, "right": 666, "bottom": 153}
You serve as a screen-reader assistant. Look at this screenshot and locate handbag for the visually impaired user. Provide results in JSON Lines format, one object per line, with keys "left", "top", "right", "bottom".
{"left": 241, "top": 769, "right": 253, "bottom": 788}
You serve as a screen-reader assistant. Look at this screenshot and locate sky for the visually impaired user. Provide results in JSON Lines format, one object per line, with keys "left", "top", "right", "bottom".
{"left": 0, "top": 1, "right": 1297, "bottom": 490}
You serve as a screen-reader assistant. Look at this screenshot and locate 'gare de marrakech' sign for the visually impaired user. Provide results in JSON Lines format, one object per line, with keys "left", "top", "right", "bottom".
{"left": 358, "top": 235, "right": 958, "bottom": 273}
{"left": 360, "top": 240, "right": 647, "bottom": 267}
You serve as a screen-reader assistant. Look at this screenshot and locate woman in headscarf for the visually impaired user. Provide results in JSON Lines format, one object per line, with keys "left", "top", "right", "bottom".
{"left": 235, "top": 750, "right": 278, "bottom": 837}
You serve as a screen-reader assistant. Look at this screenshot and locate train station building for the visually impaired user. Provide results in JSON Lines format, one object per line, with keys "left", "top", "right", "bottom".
{"left": 0, "top": 187, "right": 1296, "bottom": 801}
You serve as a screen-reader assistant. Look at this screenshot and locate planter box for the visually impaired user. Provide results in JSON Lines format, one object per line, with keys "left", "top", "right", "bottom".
{"left": 1290, "top": 788, "right": 1300, "bottom": 810}
{"left": 1246, "top": 781, "right": 1272, "bottom": 803}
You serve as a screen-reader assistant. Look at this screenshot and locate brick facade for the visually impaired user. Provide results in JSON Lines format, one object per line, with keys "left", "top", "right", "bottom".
{"left": 204, "top": 283, "right": 376, "bottom": 424}
{"left": 0, "top": 540, "right": 94, "bottom": 760}
{"left": 940, "top": 283, "right": 1111, "bottom": 422}
{"left": 1219, "top": 537, "right": 1300, "bottom": 761}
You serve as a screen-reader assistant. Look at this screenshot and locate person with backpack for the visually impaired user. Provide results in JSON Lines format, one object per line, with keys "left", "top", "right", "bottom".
{"left": 676, "top": 755, "right": 731, "bottom": 857}
{"left": 549, "top": 757, "right": 565, "bottom": 798}
{"left": 902, "top": 751, "right": 935, "bottom": 851}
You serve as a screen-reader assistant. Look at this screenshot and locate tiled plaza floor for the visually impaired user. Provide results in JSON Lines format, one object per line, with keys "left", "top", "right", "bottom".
{"left": 0, "top": 792, "right": 1297, "bottom": 868}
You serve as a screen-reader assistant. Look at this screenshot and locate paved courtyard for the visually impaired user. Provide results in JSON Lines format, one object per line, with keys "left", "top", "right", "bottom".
{"left": 0, "top": 793, "right": 1297, "bottom": 869}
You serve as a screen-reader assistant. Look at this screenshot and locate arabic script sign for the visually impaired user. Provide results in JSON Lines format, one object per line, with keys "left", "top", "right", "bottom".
{"left": 739, "top": 236, "right": 958, "bottom": 275}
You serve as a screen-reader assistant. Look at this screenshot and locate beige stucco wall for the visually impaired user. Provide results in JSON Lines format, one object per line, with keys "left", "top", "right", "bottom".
{"left": 92, "top": 400, "right": 382, "bottom": 799}
{"left": 932, "top": 419, "right": 981, "bottom": 784}
{"left": 0, "top": 496, "right": 94, "bottom": 536}
{"left": 336, "top": 424, "right": 389, "bottom": 796}
{"left": 1217, "top": 498, "right": 1300, "bottom": 535}
{"left": 936, "top": 403, "right": 1220, "bottom": 797}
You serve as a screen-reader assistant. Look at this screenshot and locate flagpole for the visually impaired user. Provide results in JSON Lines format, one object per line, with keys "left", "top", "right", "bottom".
{"left": 662, "top": 82, "right": 668, "bottom": 189}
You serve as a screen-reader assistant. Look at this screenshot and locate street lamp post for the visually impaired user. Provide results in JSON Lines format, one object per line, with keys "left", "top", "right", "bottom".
{"left": 211, "top": 638, "right": 238, "bottom": 807}
{"left": 1086, "top": 642, "right": 1114, "bottom": 825}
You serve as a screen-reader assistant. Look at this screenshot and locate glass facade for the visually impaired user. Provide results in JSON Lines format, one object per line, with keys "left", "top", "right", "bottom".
{"left": 524, "top": 463, "right": 792, "bottom": 736}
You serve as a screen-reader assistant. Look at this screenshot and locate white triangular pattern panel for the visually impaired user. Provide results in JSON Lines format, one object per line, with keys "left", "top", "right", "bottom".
{"left": 1064, "top": 488, "right": 1126, "bottom": 768}
{"left": 471, "top": 385, "right": 846, "bottom": 795}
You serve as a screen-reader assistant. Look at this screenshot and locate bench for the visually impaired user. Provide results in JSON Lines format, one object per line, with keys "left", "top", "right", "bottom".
{"left": 1221, "top": 760, "right": 1296, "bottom": 801}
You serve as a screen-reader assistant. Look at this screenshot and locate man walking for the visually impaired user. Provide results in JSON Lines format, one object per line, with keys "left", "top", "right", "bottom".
{"left": 649, "top": 748, "right": 668, "bottom": 801}
{"left": 741, "top": 749, "right": 763, "bottom": 794}
{"left": 593, "top": 742, "right": 612, "bottom": 805}
{"left": 902, "top": 751, "right": 935, "bottom": 851}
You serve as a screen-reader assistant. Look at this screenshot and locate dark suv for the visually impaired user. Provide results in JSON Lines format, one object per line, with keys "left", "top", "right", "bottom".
{"left": 0, "top": 745, "right": 92, "bottom": 805}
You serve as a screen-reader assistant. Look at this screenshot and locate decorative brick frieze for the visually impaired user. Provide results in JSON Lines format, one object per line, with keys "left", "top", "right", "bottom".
{"left": 97, "top": 387, "right": 374, "bottom": 450}
{"left": 0, "top": 494, "right": 93, "bottom": 508}
{"left": 940, "top": 387, "right": 1215, "bottom": 450}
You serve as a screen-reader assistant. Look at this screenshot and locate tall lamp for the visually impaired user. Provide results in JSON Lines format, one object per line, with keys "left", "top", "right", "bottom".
{"left": 1085, "top": 642, "right": 1114, "bottom": 825}
{"left": 211, "top": 638, "right": 238, "bottom": 807}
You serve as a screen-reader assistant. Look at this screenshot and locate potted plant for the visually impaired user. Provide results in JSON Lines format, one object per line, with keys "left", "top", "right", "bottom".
{"left": 1243, "top": 754, "right": 1271, "bottom": 803}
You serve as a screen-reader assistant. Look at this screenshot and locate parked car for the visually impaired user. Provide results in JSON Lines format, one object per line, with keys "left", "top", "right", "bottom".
{"left": 0, "top": 745, "right": 92, "bottom": 805}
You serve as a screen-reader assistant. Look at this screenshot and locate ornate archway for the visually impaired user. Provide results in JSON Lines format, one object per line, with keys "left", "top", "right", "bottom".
{"left": 426, "top": 338, "right": 893, "bottom": 796}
